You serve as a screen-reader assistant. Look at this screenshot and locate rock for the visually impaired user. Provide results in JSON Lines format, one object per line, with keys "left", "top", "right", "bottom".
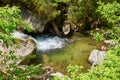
{"left": 21, "top": 8, "right": 47, "bottom": 33}
{"left": 62, "top": 24, "right": 71, "bottom": 35}
{"left": 97, "top": 40, "right": 116, "bottom": 51}
{"left": 88, "top": 40, "right": 115, "bottom": 67}
{"left": 0, "top": 31, "right": 36, "bottom": 68}
{"left": 101, "top": 45, "right": 108, "bottom": 51}
{"left": 96, "top": 41, "right": 108, "bottom": 51}
{"left": 88, "top": 49, "right": 106, "bottom": 67}
{"left": 42, "top": 66, "right": 53, "bottom": 73}
{"left": 52, "top": 22, "right": 71, "bottom": 37}
{"left": 31, "top": 66, "right": 53, "bottom": 80}
{"left": 49, "top": 72, "right": 70, "bottom": 80}
{"left": 12, "top": 31, "right": 30, "bottom": 40}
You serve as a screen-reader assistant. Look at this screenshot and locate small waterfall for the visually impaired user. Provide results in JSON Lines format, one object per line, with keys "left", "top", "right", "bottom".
{"left": 12, "top": 31, "right": 30, "bottom": 40}
{"left": 12, "top": 31, "right": 68, "bottom": 52}
{"left": 35, "top": 35, "right": 68, "bottom": 52}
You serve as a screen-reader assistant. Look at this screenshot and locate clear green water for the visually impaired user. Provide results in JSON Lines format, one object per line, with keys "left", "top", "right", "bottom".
{"left": 39, "top": 34, "right": 97, "bottom": 75}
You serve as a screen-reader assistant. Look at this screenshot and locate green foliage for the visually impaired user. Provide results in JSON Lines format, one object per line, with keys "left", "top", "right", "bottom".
{"left": 16, "top": 0, "right": 67, "bottom": 21}
{"left": 19, "top": 20, "right": 34, "bottom": 33}
{"left": 66, "top": 1, "right": 120, "bottom": 78}
{"left": 0, "top": 5, "right": 33, "bottom": 46}
{"left": 91, "top": 27, "right": 120, "bottom": 42}
{"left": 40, "top": 0, "right": 60, "bottom": 20}
{"left": 67, "top": 0, "right": 83, "bottom": 22}
{"left": 91, "top": 31, "right": 105, "bottom": 42}
{"left": 67, "top": 28, "right": 120, "bottom": 80}
{"left": 67, "top": 65, "right": 83, "bottom": 79}
{"left": 97, "top": 1, "right": 120, "bottom": 27}
{"left": 0, "top": 32, "right": 18, "bottom": 48}
{"left": 1, "top": 1, "right": 120, "bottom": 80}
{"left": 0, "top": 5, "right": 20, "bottom": 34}
{"left": 0, "top": 63, "right": 43, "bottom": 80}
{"left": 7, "top": 64, "right": 43, "bottom": 80}
{"left": 0, "top": 5, "right": 42, "bottom": 80}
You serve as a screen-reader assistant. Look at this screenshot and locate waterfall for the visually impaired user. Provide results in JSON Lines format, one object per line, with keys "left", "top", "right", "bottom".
{"left": 35, "top": 35, "right": 67, "bottom": 52}
{"left": 12, "top": 31, "right": 68, "bottom": 52}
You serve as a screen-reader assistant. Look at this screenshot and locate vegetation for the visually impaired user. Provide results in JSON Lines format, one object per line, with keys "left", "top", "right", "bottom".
{"left": 0, "top": 0, "right": 120, "bottom": 80}
{"left": 0, "top": 5, "right": 42, "bottom": 79}
{"left": 67, "top": 28, "right": 120, "bottom": 80}
{"left": 66, "top": 1, "right": 120, "bottom": 80}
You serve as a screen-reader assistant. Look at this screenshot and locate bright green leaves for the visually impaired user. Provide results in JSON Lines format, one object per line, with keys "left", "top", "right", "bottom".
{"left": 67, "top": 2, "right": 120, "bottom": 78}
{"left": 97, "top": 1, "right": 120, "bottom": 27}
{"left": 19, "top": 20, "right": 34, "bottom": 33}
{"left": 0, "top": 32, "right": 18, "bottom": 48}
{"left": 0, "top": 6, "right": 20, "bottom": 48}
{"left": 67, "top": 51, "right": 120, "bottom": 80}
{"left": 91, "top": 32, "right": 105, "bottom": 42}
{"left": 0, "top": 5, "right": 34, "bottom": 48}
{"left": 67, "top": 65, "right": 83, "bottom": 79}
{"left": 6, "top": 64, "right": 43, "bottom": 80}
{"left": 0, "top": 5, "right": 20, "bottom": 34}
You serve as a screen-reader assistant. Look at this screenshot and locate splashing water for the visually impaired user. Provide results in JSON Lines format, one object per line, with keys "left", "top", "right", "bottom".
{"left": 12, "top": 31, "right": 30, "bottom": 40}
{"left": 12, "top": 31, "right": 68, "bottom": 52}
{"left": 35, "top": 35, "right": 68, "bottom": 52}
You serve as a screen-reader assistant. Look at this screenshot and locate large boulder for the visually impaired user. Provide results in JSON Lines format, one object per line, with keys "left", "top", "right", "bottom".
{"left": 88, "top": 49, "right": 106, "bottom": 67}
{"left": 0, "top": 31, "right": 36, "bottom": 68}
{"left": 21, "top": 8, "right": 47, "bottom": 33}
{"left": 1, "top": 0, "right": 47, "bottom": 33}
{"left": 88, "top": 40, "right": 116, "bottom": 68}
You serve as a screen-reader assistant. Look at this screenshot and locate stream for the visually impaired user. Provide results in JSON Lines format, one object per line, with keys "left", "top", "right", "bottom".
{"left": 35, "top": 33, "right": 97, "bottom": 75}
{"left": 35, "top": 35, "right": 68, "bottom": 52}
{"left": 13, "top": 31, "right": 97, "bottom": 75}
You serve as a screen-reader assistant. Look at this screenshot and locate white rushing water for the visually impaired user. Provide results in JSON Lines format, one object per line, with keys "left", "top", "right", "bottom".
{"left": 12, "top": 31, "right": 67, "bottom": 52}
{"left": 35, "top": 35, "right": 67, "bottom": 52}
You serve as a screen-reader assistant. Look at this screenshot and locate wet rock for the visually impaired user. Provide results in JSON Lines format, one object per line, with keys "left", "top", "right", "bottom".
{"left": 13, "top": 31, "right": 31, "bottom": 40}
{"left": 88, "top": 49, "right": 106, "bottom": 67}
{"left": 0, "top": 32, "right": 36, "bottom": 67}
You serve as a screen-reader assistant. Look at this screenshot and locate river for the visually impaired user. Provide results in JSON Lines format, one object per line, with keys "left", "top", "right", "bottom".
{"left": 35, "top": 33, "right": 97, "bottom": 75}
{"left": 13, "top": 31, "right": 97, "bottom": 75}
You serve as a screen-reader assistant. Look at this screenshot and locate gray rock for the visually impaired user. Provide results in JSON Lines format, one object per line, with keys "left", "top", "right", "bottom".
{"left": 88, "top": 49, "right": 106, "bottom": 67}
{"left": 0, "top": 32, "right": 36, "bottom": 68}
{"left": 21, "top": 8, "right": 47, "bottom": 33}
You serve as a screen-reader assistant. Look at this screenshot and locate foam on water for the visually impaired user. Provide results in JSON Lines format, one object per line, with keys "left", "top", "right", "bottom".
{"left": 35, "top": 35, "right": 67, "bottom": 51}
{"left": 12, "top": 31, "right": 67, "bottom": 52}
{"left": 12, "top": 31, "right": 29, "bottom": 40}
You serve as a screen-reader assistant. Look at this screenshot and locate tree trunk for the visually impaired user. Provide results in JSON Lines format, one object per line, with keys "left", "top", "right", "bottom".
{"left": 52, "top": 21, "right": 63, "bottom": 37}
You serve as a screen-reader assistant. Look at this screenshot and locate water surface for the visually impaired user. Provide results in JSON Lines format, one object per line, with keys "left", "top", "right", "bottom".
{"left": 36, "top": 34, "right": 97, "bottom": 75}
